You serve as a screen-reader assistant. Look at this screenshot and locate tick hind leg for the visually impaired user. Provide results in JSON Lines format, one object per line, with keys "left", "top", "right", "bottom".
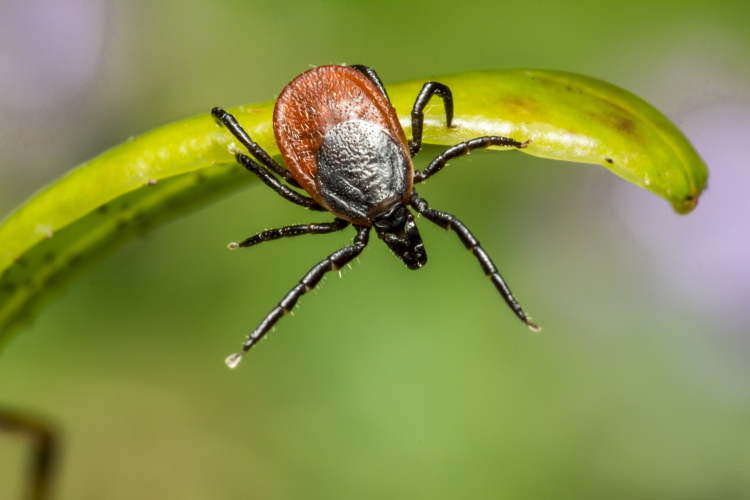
{"left": 409, "top": 192, "right": 539, "bottom": 331}
{"left": 413, "top": 136, "right": 528, "bottom": 183}
{"left": 228, "top": 218, "right": 350, "bottom": 249}
{"left": 226, "top": 225, "right": 371, "bottom": 368}
{"left": 0, "top": 409, "right": 58, "bottom": 500}
{"left": 211, "top": 107, "right": 301, "bottom": 188}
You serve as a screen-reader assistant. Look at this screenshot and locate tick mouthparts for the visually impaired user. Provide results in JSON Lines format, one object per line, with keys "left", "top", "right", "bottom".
{"left": 225, "top": 352, "right": 244, "bottom": 369}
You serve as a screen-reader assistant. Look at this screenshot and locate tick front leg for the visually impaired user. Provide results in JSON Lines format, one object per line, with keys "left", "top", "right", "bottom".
{"left": 409, "top": 82, "right": 454, "bottom": 157}
{"left": 409, "top": 193, "right": 539, "bottom": 331}
{"left": 225, "top": 225, "right": 371, "bottom": 368}
{"left": 211, "top": 107, "right": 302, "bottom": 188}
{"left": 228, "top": 218, "right": 350, "bottom": 249}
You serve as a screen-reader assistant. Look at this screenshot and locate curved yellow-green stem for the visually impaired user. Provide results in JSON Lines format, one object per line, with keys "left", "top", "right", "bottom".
{"left": 0, "top": 69, "right": 708, "bottom": 345}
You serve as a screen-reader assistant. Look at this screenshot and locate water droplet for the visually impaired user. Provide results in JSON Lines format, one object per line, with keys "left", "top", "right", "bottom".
{"left": 225, "top": 353, "right": 243, "bottom": 369}
{"left": 227, "top": 242, "right": 239, "bottom": 250}
{"left": 527, "top": 322, "right": 542, "bottom": 333}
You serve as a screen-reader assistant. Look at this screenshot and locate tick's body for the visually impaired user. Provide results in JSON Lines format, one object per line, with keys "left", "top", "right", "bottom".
{"left": 276, "top": 66, "right": 413, "bottom": 224}
{"left": 213, "top": 65, "right": 538, "bottom": 368}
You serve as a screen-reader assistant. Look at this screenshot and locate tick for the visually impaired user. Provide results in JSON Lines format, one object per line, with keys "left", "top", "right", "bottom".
{"left": 212, "top": 64, "right": 539, "bottom": 368}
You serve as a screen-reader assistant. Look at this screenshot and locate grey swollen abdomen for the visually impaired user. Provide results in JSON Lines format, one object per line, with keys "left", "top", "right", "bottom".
{"left": 317, "top": 120, "right": 410, "bottom": 224}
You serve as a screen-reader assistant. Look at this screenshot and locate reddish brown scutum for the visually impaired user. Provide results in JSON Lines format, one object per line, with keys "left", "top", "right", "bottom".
{"left": 273, "top": 65, "right": 412, "bottom": 210}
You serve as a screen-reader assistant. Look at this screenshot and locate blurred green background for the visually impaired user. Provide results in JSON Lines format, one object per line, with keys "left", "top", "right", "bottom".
{"left": 1, "top": 0, "right": 749, "bottom": 498}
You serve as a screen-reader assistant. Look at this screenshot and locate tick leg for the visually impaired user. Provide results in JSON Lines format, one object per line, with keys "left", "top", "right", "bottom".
{"left": 229, "top": 218, "right": 350, "bottom": 249}
{"left": 409, "top": 192, "right": 539, "bottom": 331}
{"left": 211, "top": 107, "right": 302, "bottom": 188}
{"left": 236, "top": 153, "right": 326, "bottom": 212}
{"left": 413, "top": 136, "right": 528, "bottom": 183}
{"left": 409, "top": 82, "right": 454, "bottom": 157}
{"left": 226, "top": 225, "right": 371, "bottom": 368}
{"left": 349, "top": 65, "right": 391, "bottom": 103}
{"left": 0, "top": 409, "right": 58, "bottom": 500}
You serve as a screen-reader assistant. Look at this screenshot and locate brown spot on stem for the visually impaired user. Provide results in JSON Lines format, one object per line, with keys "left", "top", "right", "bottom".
{"left": 615, "top": 116, "right": 635, "bottom": 134}
{"left": 602, "top": 99, "right": 628, "bottom": 114}
{"left": 503, "top": 96, "right": 538, "bottom": 115}
{"left": 589, "top": 111, "right": 640, "bottom": 141}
